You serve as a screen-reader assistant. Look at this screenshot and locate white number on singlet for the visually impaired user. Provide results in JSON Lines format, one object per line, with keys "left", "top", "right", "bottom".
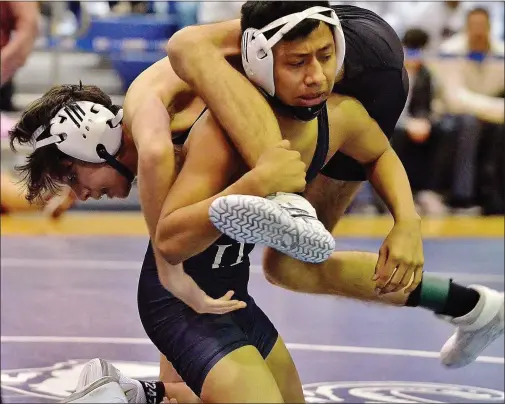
{"left": 212, "top": 243, "right": 245, "bottom": 269}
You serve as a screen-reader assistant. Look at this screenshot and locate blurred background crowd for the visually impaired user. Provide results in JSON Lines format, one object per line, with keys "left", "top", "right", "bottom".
{"left": 1, "top": 1, "right": 504, "bottom": 217}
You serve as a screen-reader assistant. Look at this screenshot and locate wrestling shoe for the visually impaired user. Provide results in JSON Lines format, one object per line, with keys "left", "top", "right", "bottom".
{"left": 69, "top": 358, "right": 154, "bottom": 403}
{"left": 209, "top": 192, "right": 335, "bottom": 263}
{"left": 439, "top": 285, "right": 504, "bottom": 368}
{"left": 62, "top": 376, "right": 127, "bottom": 403}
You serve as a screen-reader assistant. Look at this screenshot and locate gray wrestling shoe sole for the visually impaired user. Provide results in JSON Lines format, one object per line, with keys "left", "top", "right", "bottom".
{"left": 62, "top": 377, "right": 127, "bottom": 403}
{"left": 209, "top": 195, "right": 335, "bottom": 263}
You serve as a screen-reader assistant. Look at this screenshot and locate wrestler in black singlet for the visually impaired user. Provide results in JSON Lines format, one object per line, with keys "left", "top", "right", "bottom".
{"left": 137, "top": 108, "right": 329, "bottom": 395}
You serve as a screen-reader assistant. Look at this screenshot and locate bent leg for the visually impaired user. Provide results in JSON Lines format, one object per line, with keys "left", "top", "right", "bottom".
{"left": 201, "top": 345, "right": 284, "bottom": 403}
{"left": 265, "top": 336, "right": 305, "bottom": 403}
{"left": 263, "top": 247, "right": 407, "bottom": 306}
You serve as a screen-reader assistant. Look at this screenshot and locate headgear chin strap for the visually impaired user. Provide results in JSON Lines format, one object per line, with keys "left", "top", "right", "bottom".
{"left": 266, "top": 93, "right": 327, "bottom": 121}
{"left": 242, "top": 6, "right": 346, "bottom": 105}
{"left": 32, "top": 101, "right": 135, "bottom": 184}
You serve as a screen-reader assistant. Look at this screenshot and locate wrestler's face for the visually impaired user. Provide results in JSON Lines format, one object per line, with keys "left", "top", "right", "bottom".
{"left": 61, "top": 160, "right": 131, "bottom": 201}
{"left": 272, "top": 22, "right": 337, "bottom": 107}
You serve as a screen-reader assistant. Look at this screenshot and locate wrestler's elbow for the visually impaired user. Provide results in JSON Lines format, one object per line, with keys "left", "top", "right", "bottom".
{"left": 166, "top": 26, "right": 201, "bottom": 62}
{"left": 155, "top": 220, "right": 185, "bottom": 265}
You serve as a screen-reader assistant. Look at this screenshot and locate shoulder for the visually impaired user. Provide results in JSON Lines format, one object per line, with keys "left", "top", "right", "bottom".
{"left": 326, "top": 93, "right": 376, "bottom": 142}
{"left": 327, "top": 94, "right": 370, "bottom": 123}
{"left": 124, "top": 57, "right": 192, "bottom": 115}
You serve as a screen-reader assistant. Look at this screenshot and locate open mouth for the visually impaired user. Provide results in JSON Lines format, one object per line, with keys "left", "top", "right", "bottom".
{"left": 298, "top": 93, "right": 326, "bottom": 106}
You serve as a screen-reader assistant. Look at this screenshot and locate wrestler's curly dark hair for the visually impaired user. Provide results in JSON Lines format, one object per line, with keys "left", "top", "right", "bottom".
{"left": 241, "top": 1, "right": 332, "bottom": 41}
{"left": 9, "top": 83, "right": 121, "bottom": 203}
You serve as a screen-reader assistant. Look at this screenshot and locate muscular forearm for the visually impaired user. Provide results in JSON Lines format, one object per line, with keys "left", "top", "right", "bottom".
{"left": 133, "top": 101, "right": 206, "bottom": 302}
{"left": 156, "top": 171, "right": 265, "bottom": 264}
{"left": 137, "top": 148, "right": 197, "bottom": 299}
{"left": 166, "top": 22, "right": 282, "bottom": 168}
{"left": 367, "top": 147, "right": 419, "bottom": 222}
{"left": 137, "top": 146, "right": 177, "bottom": 240}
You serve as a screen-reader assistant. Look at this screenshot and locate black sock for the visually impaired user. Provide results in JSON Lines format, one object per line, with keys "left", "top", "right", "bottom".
{"left": 439, "top": 282, "right": 481, "bottom": 318}
{"left": 405, "top": 280, "right": 422, "bottom": 307}
{"left": 138, "top": 381, "right": 165, "bottom": 404}
{"left": 405, "top": 275, "right": 480, "bottom": 318}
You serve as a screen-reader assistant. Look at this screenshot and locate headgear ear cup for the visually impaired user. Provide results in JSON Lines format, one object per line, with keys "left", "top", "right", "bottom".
{"left": 32, "top": 101, "right": 135, "bottom": 183}
{"left": 33, "top": 101, "right": 122, "bottom": 163}
{"left": 242, "top": 28, "right": 276, "bottom": 95}
{"left": 242, "top": 6, "right": 346, "bottom": 97}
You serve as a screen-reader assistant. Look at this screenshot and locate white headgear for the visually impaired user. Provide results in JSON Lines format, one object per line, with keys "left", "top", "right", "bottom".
{"left": 32, "top": 101, "right": 123, "bottom": 163}
{"left": 242, "top": 6, "right": 346, "bottom": 96}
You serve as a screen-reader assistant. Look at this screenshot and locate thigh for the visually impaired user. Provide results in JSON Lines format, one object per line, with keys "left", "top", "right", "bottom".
{"left": 234, "top": 304, "right": 304, "bottom": 403}
{"left": 201, "top": 345, "right": 284, "bottom": 403}
{"left": 304, "top": 175, "right": 363, "bottom": 232}
{"left": 265, "top": 335, "right": 305, "bottom": 403}
{"left": 137, "top": 245, "right": 250, "bottom": 396}
{"left": 232, "top": 297, "right": 279, "bottom": 359}
{"left": 200, "top": 297, "right": 285, "bottom": 402}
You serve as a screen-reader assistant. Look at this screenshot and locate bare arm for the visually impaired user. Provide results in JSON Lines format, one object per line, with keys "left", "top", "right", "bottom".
{"left": 166, "top": 19, "right": 284, "bottom": 168}
{"left": 123, "top": 55, "right": 199, "bottom": 242}
{"left": 124, "top": 59, "right": 235, "bottom": 312}
{"left": 334, "top": 98, "right": 419, "bottom": 222}
{"left": 1, "top": 1, "right": 39, "bottom": 85}
{"left": 155, "top": 112, "right": 268, "bottom": 265}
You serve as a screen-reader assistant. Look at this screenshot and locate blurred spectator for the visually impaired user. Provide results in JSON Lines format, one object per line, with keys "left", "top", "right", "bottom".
{"left": 197, "top": 1, "right": 244, "bottom": 24}
{"left": 331, "top": 1, "right": 470, "bottom": 55}
{"left": 0, "top": 1, "right": 39, "bottom": 111}
{"left": 435, "top": 7, "right": 504, "bottom": 214}
{"left": 392, "top": 29, "right": 451, "bottom": 216}
{"left": 109, "top": 1, "right": 149, "bottom": 15}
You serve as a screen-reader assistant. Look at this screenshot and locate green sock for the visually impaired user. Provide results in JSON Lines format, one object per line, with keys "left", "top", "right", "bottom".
{"left": 419, "top": 273, "right": 451, "bottom": 313}
{"left": 406, "top": 273, "right": 451, "bottom": 313}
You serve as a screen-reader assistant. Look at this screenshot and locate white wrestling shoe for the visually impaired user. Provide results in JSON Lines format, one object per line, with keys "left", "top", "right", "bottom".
{"left": 62, "top": 376, "right": 127, "bottom": 403}
{"left": 439, "top": 285, "right": 504, "bottom": 368}
{"left": 209, "top": 192, "right": 335, "bottom": 263}
{"left": 68, "top": 358, "right": 149, "bottom": 403}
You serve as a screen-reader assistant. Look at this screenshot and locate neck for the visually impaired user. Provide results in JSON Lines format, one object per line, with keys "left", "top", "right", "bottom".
{"left": 276, "top": 110, "right": 313, "bottom": 138}
{"left": 118, "top": 129, "right": 139, "bottom": 176}
{"left": 469, "top": 38, "right": 490, "bottom": 53}
{"left": 272, "top": 103, "right": 319, "bottom": 160}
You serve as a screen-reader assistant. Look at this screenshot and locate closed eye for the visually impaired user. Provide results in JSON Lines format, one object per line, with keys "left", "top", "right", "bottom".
{"left": 288, "top": 60, "right": 304, "bottom": 67}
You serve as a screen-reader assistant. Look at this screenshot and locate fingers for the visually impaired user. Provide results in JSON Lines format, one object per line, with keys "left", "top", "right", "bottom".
{"left": 375, "top": 254, "right": 397, "bottom": 292}
{"left": 405, "top": 265, "right": 423, "bottom": 295}
{"left": 218, "top": 290, "right": 236, "bottom": 301}
{"left": 208, "top": 300, "right": 247, "bottom": 315}
{"left": 373, "top": 248, "right": 388, "bottom": 282}
{"left": 381, "top": 263, "right": 412, "bottom": 294}
{"left": 196, "top": 291, "right": 247, "bottom": 315}
{"left": 376, "top": 258, "right": 424, "bottom": 295}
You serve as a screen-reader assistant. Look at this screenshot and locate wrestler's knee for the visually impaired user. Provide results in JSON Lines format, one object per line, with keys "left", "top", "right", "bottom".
{"left": 262, "top": 248, "right": 322, "bottom": 292}
{"left": 262, "top": 248, "right": 290, "bottom": 286}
